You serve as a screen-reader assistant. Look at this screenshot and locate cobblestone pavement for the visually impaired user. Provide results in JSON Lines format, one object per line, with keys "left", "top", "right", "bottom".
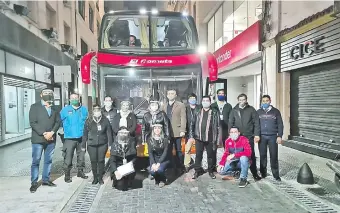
{"left": 0, "top": 138, "right": 91, "bottom": 178}
{"left": 92, "top": 170, "right": 307, "bottom": 213}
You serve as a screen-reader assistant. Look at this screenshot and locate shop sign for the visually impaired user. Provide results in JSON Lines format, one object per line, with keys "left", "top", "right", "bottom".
{"left": 214, "top": 21, "right": 260, "bottom": 70}
{"left": 289, "top": 36, "right": 325, "bottom": 60}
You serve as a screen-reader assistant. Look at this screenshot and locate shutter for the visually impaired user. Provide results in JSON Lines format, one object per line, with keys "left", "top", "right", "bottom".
{"left": 4, "top": 77, "right": 48, "bottom": 90}
{"left": 291, "top": 63, "right": 340, "bottom": 144}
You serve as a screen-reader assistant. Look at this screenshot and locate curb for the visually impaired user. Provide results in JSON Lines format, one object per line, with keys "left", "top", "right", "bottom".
{"left": 0, "top": 134, "right": 30, "bottom": 148}
{"left": 88, "top": 176, "right": 111, "bottom": 213}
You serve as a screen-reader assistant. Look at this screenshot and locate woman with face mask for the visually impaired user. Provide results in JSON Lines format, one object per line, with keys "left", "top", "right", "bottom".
{"left": 142, "top": 99, "right": 170, "bottom": 144}
{"left": 82, "top": 105, "right": 113, "bottom": 185}
{"left": 147, "top": 124, "right": 170, "bottom": 187}
{"left": 110, "top": 127, "right": 137, "bottom": 190}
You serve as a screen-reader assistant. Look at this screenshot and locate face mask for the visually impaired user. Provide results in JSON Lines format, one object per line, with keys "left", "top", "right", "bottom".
{"left": 150, "top": 105, "right": 159, "bottom": 112}
{"left": 167, "top": 95, "right": 175, "bottom": 101}
{"left": 104, "top": 101, "right": 112, "bottom": 108}
{"left": 262, "top": 103, "right": 270, "bottom": 109}
{"left": 188, "top": 99, "right": 196, "bottom": 105}
{"left": 217, "top": 95, "right": 225, "bottom": 101}
{"left": 202, "top": 102, "right": 210, "bottom": 108}
{"left": 230, "top": 133, "right": 239, "bottom": 141}
{"left": 93, "top": 111, "right": 101, "bottom": 117}
{"left": 42, "top": 95, "right": 53, "bottom": 102}
{"left": 70, "top": 100, "right": 79, "bottom": 106}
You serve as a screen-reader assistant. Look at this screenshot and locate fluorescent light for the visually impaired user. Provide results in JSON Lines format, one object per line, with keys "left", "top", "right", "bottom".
{"left": 182, "top": 11, "right": 188, "bottom": 16}
{"left": 151, "top": 9, "right": 158, "bottom": 15}
{"left": 197, "top": 46, "right": 207, "bottom": 54}
{"left": 139, "top": 8, "right": 147, "bottom": 15}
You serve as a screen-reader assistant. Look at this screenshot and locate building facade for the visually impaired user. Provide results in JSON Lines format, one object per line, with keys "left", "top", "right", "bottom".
{"left": 262, "top": 1, "right": 339, "bottom": 158}
{"left": 0, "top": 0, "right": 104, "bottom": 144}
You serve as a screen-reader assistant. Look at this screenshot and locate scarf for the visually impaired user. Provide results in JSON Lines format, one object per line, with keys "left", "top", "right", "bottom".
{"left": 198, "top": 109, "right": 212, "bottom": 142}
{"left": 119, "top": 110, "right": 131, "bottom": 128}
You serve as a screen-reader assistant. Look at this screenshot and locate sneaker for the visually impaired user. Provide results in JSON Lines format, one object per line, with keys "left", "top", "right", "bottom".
{"left": 253, "top": 174, "right": 262, "bottom": 181}
{"left": 239, "top": 178, "right": 248, "bottom": 188}
{"left": 209, "top": 172, "right": 216, "bottom": 179}
{"left": 30, "top": 183, "right": 38, "bottom": 193}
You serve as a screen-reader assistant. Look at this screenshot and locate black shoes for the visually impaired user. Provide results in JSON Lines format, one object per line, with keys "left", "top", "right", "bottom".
{"left": 239, "top": 178, "right": 248, "bottom": 188}
{"left": 98, "top": 178, "right": 104, "bottom": 185}
{"left": 64, "top": 170, "right": 72, "bottom": 183}
{"left": 209, "top": 172, "right": 216, "bottom": 179}
{"left": 261, "top": 171, "right": 267, "bottom": 179}
{"left": 92, "top": 177, "right": 99, "bottom": 185}
{"left": 77, "top": 170, "right": 88, "bottom": 179}
{"left": 253, "top": 174, "right": 262, "bottom": 181}
{"left": 192, "top": 172, "right": 199, "bottom": 179}
{"left": 274, "top": 176, "right": 281, "bottom": 181}
{"left": 30, "top": 183, "right": 38, "bottom": 193}
{"left": 42, "top": 181, "right": 57, "bottom": 187}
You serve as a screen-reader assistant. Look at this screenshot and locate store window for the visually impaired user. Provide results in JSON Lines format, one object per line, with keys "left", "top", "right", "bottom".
{"left": 35, "top": 63, "right": 52, "bottom": 84}
{"left": 81, "top": 39, "right": 88, "bottom": 56}
{"left": 5, "top": 53, "right": 35, "bottom": 80}
{"left": 222, "top": 0, "right": 262, "bottom": 44}
{"left": 207, "top": 17, "right": 215, "bottom": 52}
{"left": 0, "top": 50, "right": 5, "bottom": 73}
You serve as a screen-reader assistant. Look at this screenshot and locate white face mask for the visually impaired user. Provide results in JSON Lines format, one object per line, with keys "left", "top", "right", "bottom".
{"left": 121, "top": 103, "right": 130, "bottom": 112}
{"left": 93, "top": 111, "right": 101, "bottom": 117}
{"left": 150, "top": 104, "right": 159, "bottom": 112}
{"left": 104, "top": 101, "right": 112, "bottom": 108}
{"left": 202, "top": 101, "right": 211, "bottom": 109}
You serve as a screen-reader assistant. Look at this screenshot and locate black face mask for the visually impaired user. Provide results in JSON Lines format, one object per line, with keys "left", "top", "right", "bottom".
{"left": 42, "top": 95, "right": 53, "bottom": 102}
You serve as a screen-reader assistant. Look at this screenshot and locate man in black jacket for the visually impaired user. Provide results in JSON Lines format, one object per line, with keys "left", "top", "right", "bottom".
{"left": 102, "top": 95, "right": 118, "bottom": 130}
{"left": 29, "top": 89, "right": 60, "bottom": 193}
{"left": 189, "top": 95, "right": 219, "bottom": 179}
{"left": 257, "top": 95, "right": 283, "bottom": 181}
{"left": 228, "top": 93, "right": 261, "bottom": 180}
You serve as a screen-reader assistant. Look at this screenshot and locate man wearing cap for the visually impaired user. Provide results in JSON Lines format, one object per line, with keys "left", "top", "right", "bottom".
{"left": 60, "top": 92, "right": 89, "bottom": 182}
{"left": 29, "top": 89, "right": 60, "bottom": 193}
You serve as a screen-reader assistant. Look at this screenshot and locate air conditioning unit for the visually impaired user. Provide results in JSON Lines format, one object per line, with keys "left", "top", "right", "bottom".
{"left": 333, "top": 0, "right": 340, "bottom": 18}
{"left": 63, "top": 0, "right": 71, "bottom": 8}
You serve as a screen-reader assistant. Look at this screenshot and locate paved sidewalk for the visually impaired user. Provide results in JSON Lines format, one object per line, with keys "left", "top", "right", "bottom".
{"left": 0, "top": 174, "right": 88, "bottom": 213}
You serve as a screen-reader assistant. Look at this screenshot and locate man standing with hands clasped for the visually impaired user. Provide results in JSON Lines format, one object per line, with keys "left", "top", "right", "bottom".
{"left": 257, "top": 95, "right": 283, "bottom": 181}
{"left": 29, "top": 89, "right": 60, "bottom": 193}
{"left": 228, "top": 93, "right": 261, "bottom": 181}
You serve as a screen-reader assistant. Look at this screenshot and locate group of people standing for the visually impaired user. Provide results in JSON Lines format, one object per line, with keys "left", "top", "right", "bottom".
{"left": 29, "top": 87, "right": 283, "bottom": 193}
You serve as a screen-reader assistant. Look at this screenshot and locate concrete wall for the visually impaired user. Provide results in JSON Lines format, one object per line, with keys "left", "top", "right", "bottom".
{"left": 266, "top": 1, "right": 333, "bottom": 40}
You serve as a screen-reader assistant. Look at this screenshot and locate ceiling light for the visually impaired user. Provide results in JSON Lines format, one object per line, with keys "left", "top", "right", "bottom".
{"left": 182, "top": 11, "right": 188, "bottom": 16}
{"left": 139, "top": 8, "right": 147, "bottom": 15}
{"left": 151, "top": 8, "right": 158, "bottom": 15}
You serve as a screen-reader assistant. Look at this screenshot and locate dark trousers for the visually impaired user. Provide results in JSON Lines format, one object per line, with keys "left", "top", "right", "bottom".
{"left": 172, "top": 137, "right": 184, "bottom": 168}
{"left": 259, "top": 135, "right": 279, "bottom": 178}
{"left": 148, "top": 161, "right": 170, "bottom": 182}
{"left": 110, "top": 154, "right": 136, "bottom": 190}
{"left": 87, "top": 144, "right": 108, "bottom": 179}
{"left": 62, "top": 139, "right": 86, "bottom": 171}
{"left": 245, "top": 136, "right": 258, "bottom": 175}
{"left": 194, "top": 140, "right": 214, "bottom": 173}
{"left": 221, "top": 122, "right": 228, "bottom": 148}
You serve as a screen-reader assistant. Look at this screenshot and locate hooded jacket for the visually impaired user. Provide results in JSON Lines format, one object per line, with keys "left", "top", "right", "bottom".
{"left": 228, "top": 103, "right": 260, "bottom": 137}
{"left": 219, "top": 136, "right": 252, "bottom": 166}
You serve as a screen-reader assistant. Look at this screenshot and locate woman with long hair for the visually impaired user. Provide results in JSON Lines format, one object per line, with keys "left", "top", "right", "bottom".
{"left": 147, "top": 124, "right": 170, "bottom": 188}
{"left": 82, "top": 105, "right": 112, "bottom": 185}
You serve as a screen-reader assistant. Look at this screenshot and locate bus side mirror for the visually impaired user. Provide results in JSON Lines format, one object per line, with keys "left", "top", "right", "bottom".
{"left": 80, "top": 52, "right": 96, "bottom": 84}
{"left": 206, "top": 52, "right": 218, "bottom": 82}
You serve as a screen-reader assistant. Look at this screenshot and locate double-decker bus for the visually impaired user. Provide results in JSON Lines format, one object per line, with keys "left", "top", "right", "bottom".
{"left": 81, "top": 10, "right": 217, "bottom": 113}
{"left": 80, "top": 10, "right": 218, "bottom": 157}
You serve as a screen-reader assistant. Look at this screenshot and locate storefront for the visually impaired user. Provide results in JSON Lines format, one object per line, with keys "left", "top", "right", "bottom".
{"left": 0, "top": 13, "right": 77, "bottom": 144}
{"left": 279, "top": 18, "right": 340, "bottom": 159}
{"left": 212, "top": 21, "right": 262, "bottom": 107}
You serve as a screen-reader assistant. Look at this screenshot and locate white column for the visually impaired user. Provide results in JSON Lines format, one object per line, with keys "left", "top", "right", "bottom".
{"left": 264, "top": 44, "right": 278, "bottom": 107}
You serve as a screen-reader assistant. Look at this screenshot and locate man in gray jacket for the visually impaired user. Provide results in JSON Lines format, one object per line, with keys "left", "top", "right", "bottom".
{"left": 29, "top": 89, "right": 60, "bottom": 193}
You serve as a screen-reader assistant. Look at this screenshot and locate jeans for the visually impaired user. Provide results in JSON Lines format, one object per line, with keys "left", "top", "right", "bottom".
{"left": 148, "top": 161, "right": 169, "bottom": 182}
{"left": 259, "top": 135, "right": 279, "bottom": 178}
{"left": 31, "top": 143, "right": 56, "bottom": 184}
{"left": 172, "top": 137, "right": 184, "bottom": 168}
{"left": 219, "top": 156, "right": 249, "bottom": 179}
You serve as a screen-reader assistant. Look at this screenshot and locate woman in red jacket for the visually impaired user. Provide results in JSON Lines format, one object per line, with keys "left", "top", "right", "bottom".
{"left": 217, "top": 126, "right": 252, "bottom": 188}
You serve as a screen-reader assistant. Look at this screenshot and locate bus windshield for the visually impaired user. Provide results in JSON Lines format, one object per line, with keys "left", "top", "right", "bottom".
{"left": 100, "top": 66, "right": 201, "bottom": 119}
{"left": 101, "top": 14, "right": 198, "bottom": 52}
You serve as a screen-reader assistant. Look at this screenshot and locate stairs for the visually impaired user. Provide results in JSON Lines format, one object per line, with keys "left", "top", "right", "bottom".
{"left": 283, "top": 136, "right": 340, "bottom": 160}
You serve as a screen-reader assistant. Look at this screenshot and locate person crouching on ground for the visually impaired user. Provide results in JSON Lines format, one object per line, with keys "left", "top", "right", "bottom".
{"left": 217, "top": 126, "right": 252, "bottom": 188}
{"left": 82, "top": 105, "right": 112, "bottom": 185}
{"left": 147, "top": 124, "right": 171, "bottom": 188}
{"left": 110, "top": 127, "right": 137, "bottom": 191}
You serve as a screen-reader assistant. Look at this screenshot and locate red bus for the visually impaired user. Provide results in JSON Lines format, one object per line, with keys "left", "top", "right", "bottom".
{"left": 80, "top": 10, "right": 218, "bottom": 156}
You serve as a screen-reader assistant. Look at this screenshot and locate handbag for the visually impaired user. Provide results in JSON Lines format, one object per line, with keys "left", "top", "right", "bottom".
{"left": 181, "top": 137, "right": 196, "bottom": 154}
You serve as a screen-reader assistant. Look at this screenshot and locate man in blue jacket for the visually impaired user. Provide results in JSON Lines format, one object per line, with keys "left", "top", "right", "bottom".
{"left": 257, "top": 95, "right": 284, "bottom": 181}
{"left": 60, "top": 93, "right": 88, "bottom": 182}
